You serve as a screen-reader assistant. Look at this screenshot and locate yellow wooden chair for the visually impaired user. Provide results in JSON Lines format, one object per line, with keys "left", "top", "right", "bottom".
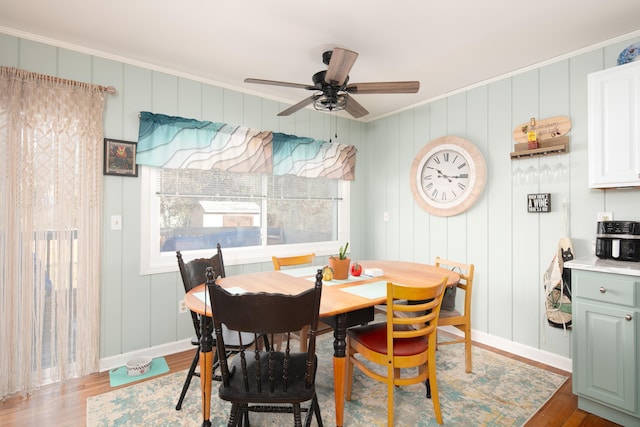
{"left": 272, "top": 253, "right": 332, "bottom": 351}
{"left": 271, "top": 253, "right": 316, "bottom": 270}
{"left": 346, "top": 278, "right": 448, "bottom": 426}
{"left": 435, "top": 257, "right": 475, "bottom": 373}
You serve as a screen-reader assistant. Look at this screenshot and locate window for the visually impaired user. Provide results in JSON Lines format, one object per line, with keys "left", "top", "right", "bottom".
{"left": 140, "top": 166, "right": 350, "bottom": 274}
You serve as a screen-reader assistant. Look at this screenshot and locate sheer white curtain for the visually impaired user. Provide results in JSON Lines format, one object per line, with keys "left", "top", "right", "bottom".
{"left": 0, "top": 67, "right": 105, "bottom": 397}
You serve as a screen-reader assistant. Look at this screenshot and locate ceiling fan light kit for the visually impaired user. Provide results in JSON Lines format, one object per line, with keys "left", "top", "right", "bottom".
{"left": 245, "top": 47, "right": 420, "bottom": 119}
{"left": 312, "top": 92, "right": 347, "bottom": 112}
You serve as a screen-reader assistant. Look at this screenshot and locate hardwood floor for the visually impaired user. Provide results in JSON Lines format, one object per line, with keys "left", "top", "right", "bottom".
{"left": 0, "top": 342, "right": 621, "bottom": 426}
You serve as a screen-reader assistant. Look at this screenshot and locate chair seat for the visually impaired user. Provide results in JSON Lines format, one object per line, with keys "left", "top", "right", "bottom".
{"left": 347, "top": 323, "right": 428, "bottom": 356}
{"left": 438, "top": 308, "right": 462, "bottom": 318}
{"left": 219, "top": 352, "right": 317, "bottom": 404}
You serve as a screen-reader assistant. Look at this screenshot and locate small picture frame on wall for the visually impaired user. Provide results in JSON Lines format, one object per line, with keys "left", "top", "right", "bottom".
{"left": 104, "top": 138, "right": 138, "bottom": 177}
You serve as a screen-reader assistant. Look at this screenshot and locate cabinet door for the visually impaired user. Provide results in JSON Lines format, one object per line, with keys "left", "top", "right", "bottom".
{"left": 588, "top": 61, "right": 640, "bottom": 188}
{"left": 574, "top": 300, "right": 637, "bottom": 412}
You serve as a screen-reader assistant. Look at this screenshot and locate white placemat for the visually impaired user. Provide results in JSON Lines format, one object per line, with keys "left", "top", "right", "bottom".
{"left": 339, "top": 281, "right": 388, "bottom": 299}
{"left": 279, "top": 265, "right": 324, "bottom": 277}
{"left": 192, "top": 287, "right": 247, "bottom": 304}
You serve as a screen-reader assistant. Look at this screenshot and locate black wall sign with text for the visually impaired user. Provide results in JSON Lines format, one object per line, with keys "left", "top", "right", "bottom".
{"left": 528, "top": 193, "right": 551, "bottom": 213}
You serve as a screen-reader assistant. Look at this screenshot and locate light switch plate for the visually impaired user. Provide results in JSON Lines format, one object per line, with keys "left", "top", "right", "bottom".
{"left": 111, "top": 215, "right": 122, "bottom": 230}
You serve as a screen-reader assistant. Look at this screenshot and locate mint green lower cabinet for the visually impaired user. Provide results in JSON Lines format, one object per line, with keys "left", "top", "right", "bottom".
{"left": 571, "top": 269, "right": 640, "bottom": 426}
{"left": 574, "top": 301, "right": 636, "bottom": 410}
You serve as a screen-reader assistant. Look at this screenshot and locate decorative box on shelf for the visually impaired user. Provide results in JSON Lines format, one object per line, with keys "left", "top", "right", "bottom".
{"left": 510, "top": 115, "right": 571, "bottom": 159}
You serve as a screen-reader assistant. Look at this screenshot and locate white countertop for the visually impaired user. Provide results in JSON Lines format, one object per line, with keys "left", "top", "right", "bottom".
{"left": 565, "top": 255, "right": 640, "bottom": 277}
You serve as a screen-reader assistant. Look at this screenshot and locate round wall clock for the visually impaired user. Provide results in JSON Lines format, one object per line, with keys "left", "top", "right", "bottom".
{"left": 410, "top": 135, "right": 487, "bottom": 217}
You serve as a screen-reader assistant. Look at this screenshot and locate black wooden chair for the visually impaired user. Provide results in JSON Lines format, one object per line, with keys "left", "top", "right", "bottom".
{"left": 175, "top": 243, "right": 266, "bottom": 411}
{"left": 207, "top": 267, "right": 324, "bottom": 427}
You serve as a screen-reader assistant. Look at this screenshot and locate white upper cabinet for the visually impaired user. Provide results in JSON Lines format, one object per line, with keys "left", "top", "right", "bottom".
{"left": 588, "top": 60, "right": 640, "bottom": 188}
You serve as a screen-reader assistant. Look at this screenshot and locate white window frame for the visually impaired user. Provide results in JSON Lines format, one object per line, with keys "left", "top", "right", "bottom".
{"left": 139, "top": 166, "right": 350, "bottom": 275}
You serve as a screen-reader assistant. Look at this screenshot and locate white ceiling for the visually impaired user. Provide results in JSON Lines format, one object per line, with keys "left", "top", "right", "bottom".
{"left": 1, "top": 0, "right": 639, "bottom": 121}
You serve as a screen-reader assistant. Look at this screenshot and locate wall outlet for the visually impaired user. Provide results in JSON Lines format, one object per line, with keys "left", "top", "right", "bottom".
{"left": 597, "top": 212, "right": 613, "bottom": 221}
{"left": 178, "top": 300, "right": 188, "bottom": 314}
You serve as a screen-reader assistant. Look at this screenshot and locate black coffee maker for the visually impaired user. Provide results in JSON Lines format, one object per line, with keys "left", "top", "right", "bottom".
{"left": 595, "top": 221, "right": 640, "bottom": 261}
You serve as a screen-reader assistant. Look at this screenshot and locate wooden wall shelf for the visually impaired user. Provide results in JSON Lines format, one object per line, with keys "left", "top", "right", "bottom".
{"left": 510, "top": 136, "right": 569, "bottom": 159}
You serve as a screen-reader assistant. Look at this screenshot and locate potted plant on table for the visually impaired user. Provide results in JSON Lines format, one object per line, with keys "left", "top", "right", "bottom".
{"left": 328, "top": 242, "right": 350, "bottom": 280}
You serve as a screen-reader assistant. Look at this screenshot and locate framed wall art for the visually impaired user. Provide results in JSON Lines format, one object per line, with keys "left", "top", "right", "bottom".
{"left": 104, "top": 138, "right": 138, "bottom": 177}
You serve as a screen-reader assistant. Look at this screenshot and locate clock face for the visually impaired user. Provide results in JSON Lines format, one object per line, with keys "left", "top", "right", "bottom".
{"left": 410, "top": 136, "right": 486, "bottom": 217}
{"left": 420, "top": 147, "right": 473, "bottom": 205}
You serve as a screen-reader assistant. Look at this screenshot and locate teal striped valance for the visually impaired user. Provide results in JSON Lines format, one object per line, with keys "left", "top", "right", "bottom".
{"left": 272, "top": 132, "right": 356, "bottom": 180}
{"left": 137, "top": 112, "right": 272, "bottom": 173}
{"left": 136, "top": 112, "right": 356, "bottom": 180}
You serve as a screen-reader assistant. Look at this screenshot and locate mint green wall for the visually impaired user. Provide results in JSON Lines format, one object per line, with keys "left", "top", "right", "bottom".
{"left": 2, "top": 30, "right": 640, "bottom": 361}
{"left": 358, "top": 34, "right": 640, "bottom": 358}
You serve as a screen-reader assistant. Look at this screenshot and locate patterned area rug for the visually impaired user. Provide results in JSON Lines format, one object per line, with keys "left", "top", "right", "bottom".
{"left": 87, "top": 336, "right": 567, "bottom": 426}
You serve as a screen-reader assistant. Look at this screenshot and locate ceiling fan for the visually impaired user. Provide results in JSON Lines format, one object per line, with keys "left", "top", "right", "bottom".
{"left": 244, "top": 47, "right": 420, "bottom": 119}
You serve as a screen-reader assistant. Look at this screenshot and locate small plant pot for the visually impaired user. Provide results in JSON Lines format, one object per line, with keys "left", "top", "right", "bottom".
{"left": 329, "top": 257, "right": 350, "bottom": 280}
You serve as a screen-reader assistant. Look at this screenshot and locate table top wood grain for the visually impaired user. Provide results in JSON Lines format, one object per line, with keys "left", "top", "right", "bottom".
{"left": 186, "top": 260, "right": 459, "bottom": 318}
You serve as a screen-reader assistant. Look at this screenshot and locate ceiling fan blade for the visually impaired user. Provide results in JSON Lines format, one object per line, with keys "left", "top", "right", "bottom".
{"left": 325, "top": 48, "right": 358, "bottom": 86}
{"left": 345, "top": 81, "right": 420, "bottom": 94}
{"left": 245, "top": 78, "right": 314, "bottom": 90}
{"left": 277, "top": 96, "right": 314, "bottom": 116}
{"left": 344, "top": 94, "right": 369, "bottom": 119}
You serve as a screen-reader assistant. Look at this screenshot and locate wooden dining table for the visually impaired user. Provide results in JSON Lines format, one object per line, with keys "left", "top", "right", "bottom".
{"left": 184, "top": 260, "right": 459, "bottom": 427}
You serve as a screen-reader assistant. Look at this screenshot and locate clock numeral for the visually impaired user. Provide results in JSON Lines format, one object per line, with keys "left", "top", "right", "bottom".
{"left": 425, "top": 182, "right": 433, "bottom": 191}
{"left": 452, "top": 154, "right": 459, "bottom": 164}
{"left": 423, "top": 174, "right": 433, "bottom": 181}
{"left": 457, "top": 162, "right": 467, "bottom": 170}
{"left": 432, "top": 156, "right": 441, "bottom": 165}
{"left": 457, "top": 182, "right": 466, "bottom": 190}
{"left": 431, "top": 188, "right": 438, "bottom": 198}
{"left": 441, "top": 192, "right": 447, "bottom": 201}
{"left": 457, "top": 173, "right": 469, "bottom": 178}
{"left": 443, "top": 152, "right": 449, "bottom": 162}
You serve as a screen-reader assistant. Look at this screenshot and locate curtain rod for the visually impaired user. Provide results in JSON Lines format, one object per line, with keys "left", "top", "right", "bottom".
{"left": 0, "top": 66, "right": 116, "bottom": 94}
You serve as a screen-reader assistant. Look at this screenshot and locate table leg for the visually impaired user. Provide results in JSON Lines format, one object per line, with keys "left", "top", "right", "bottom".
{"left": 199, "top": 316, "right": 214, "bottom": 427}
{"left": 333, "top": 313, "right": 347, "bottom": 427}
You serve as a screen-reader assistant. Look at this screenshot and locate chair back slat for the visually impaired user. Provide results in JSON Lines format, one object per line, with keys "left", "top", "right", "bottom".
{"left": 272, "top": 253, "right": 315, "bottom": 270}
{"left": 387, "top": 278, "right": 447, "bottom": 341}
{"left": 435, "top": 257, "right": 473, "bottom": 295}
